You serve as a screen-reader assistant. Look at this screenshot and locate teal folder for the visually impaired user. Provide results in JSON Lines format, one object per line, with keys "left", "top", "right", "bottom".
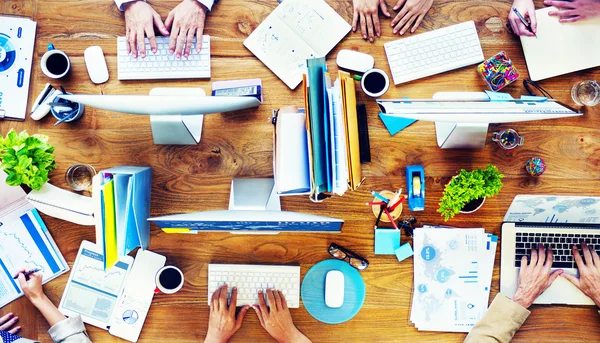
{"left": 307, "top": 57, "right": 331, "bottom": 194}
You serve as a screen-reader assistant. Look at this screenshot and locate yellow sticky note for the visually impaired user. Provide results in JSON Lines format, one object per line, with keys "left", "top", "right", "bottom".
{"left": 162, "top": 228, "right": 191, "bottom": 234}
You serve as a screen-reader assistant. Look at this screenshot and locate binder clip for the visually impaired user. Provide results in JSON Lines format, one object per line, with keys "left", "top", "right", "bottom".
{"left": 406, "top": 165, "right": 425, "bottom": 211}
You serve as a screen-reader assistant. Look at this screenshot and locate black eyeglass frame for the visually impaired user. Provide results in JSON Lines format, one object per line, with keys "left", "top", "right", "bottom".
{"left": 328, "top": 243, "right": 370, "bottom": 271}
{"left": 523, "top": 79, "right": 554, "bottom": 99}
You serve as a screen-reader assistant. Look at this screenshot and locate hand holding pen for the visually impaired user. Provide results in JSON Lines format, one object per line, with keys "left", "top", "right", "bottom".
{"left": 508, "top": 0, "right": 537, "bottom": 37}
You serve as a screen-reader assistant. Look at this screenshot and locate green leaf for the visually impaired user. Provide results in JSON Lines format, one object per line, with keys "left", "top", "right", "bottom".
{"left": 0, "top": 129, "right": 56, "bottom": 190}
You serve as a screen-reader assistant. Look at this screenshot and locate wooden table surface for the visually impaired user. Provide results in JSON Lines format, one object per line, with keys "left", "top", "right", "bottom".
{"left": 2, "top": 0, "right": 600, "bottom": 342}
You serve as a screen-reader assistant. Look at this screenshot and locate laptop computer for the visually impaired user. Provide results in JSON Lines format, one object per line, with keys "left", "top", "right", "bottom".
{"left": 500, "top": 195, "right": 600, "bottom": 305}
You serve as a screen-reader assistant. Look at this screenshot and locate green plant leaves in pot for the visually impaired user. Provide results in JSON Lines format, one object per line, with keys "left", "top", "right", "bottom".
{"left": 437, "top": 164, "right": 504, "bottom": 221}
{"left": 0, "top": 129, "right": 56, "bottom": 191}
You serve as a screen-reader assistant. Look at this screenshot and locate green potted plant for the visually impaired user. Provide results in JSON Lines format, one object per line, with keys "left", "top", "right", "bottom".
{"left": 437, "top": 164, "right": 504, "bottom": 221}
{"left": 0, "top": 129, "right": 56, "bottom": 191}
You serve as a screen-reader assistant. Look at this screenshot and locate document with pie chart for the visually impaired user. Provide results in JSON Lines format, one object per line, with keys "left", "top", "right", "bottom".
{"left": 0, "top": 16, "right": 36, "bottom": 120}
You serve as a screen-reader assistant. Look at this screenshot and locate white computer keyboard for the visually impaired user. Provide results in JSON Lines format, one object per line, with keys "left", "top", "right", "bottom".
{"left": 117, "top": 35, "right": 210, "bottom": 80}
{"left": 208, "top": 264, "right": 301, "bottom": 308}
{"left": 384, "top": 21, "right": 484, "bottom": 85}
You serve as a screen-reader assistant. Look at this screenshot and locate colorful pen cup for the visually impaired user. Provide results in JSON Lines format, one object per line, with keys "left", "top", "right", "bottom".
{"left": 371, "top": 190, "right": 402, "bottom": 222}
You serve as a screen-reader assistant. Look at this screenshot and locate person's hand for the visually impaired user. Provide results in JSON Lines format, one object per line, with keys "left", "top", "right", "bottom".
{"left": 545, "top": 0, "right": 600, "bottom": 22}
{"left": 561, "top": 242, "right": 600, "bottom": 306}
{"left": 123, "top": 1, "right": 169, "bottom": 58}
{"left": 508, "top": 0, "right": 537, "bottom": 36}
{"left": 352, "top": 0, "right": 391, "bottom": 42}
{"left": 205, "top": 285, "right": 249, "bottom": 343}
{"left": 0, "top": 312, "right": 20, "bottom": 335}
{"left": 390, "top": 0, "right": 433, "bottom": 35}
{"left": 165, "top": 0, "right": 208, "bottom": 59}
{"left": 512, "top": 245, "right": 563, "bottom": 308}
{"left": 14, "top": 268, "right": 45, "bottom": 304}
{"left": 252, "top": 289, "right": 311, "bottom": 343}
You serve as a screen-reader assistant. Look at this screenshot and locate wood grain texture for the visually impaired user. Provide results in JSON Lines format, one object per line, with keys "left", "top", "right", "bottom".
{"left": 1, "top": 0, "right": 600, "bottom": 342}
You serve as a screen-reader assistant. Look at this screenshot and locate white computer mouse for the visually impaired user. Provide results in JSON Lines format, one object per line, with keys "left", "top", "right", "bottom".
{"left": 325, "top": 270, "right": 344, "bottom": 308}
{"left": 336, "top": 49, "right": 375, "bottom": 73}
{"left": 84, "top": 46, "right": 109, "bottom": 84}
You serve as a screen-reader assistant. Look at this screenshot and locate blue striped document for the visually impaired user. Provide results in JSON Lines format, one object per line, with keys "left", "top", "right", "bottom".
{"left": 0, "top": 206, "right": 69, "bottom": 308}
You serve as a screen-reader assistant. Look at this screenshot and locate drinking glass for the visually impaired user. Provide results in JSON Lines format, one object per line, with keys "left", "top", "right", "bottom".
{"left": 571, "top": 80, "right": 600, "bottom": 106}
{"left": 65, "top": 164, "right": 96, "bottom": 191}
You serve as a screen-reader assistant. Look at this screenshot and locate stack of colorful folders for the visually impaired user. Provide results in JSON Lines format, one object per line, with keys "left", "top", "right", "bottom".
{"left": 92, "top": 166, "right": 152, "bottom": 270}
{"left": 410, "top": 226, "right": 497, "bottom": 332}
{"left": 302, "top": 57, "right": 362, "bottom": 200}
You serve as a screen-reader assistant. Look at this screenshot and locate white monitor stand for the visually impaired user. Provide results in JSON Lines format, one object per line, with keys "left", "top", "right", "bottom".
{"left": 433, "top": 92, "right": 490, "bottom": 149}
{"left": 149, "top": 88, "right": 204, "bottom": 145}
{"left": 228, "top": 178, "right": 281, "bottom": 234}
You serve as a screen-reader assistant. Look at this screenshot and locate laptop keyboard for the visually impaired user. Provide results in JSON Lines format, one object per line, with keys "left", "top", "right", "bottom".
{"left": 514, "top": 232, "right": 600, "bottom": 268}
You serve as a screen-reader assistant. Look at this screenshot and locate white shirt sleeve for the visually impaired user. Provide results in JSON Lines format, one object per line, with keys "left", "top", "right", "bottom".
{"left": 114, "top": 0, "right": 145, "bottom": 11}
{"left": 197, "top": 0, "right": 215, "bottom": 11}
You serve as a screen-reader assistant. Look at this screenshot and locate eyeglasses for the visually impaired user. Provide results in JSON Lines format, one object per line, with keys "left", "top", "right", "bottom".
{"left": 328, "top": 243, "right": 369, "bottom": 271}
{"left": 523, "top": 79, "right": 554, "bottom": 99}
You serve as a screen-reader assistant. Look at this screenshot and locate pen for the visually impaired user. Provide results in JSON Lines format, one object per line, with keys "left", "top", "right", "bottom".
{"left": 374, "top": 205, "right": 385, "bottom": 229}
{"left": 13, "top": 268, "right": 41, "bottom": 279}
{"left": 370, "top": 191, "right": 389, "bottom": 203}
{"left": 388, "top": 195, "right": 406, "bottom": 212}
{"left": 384, "top": 208, "right": 399, "bottom": 230}
{"left": 512, "top": 8, "right": 536, "bottom": 36}
{"left": 366, "top": 201, "right": 386, "bottom": 206}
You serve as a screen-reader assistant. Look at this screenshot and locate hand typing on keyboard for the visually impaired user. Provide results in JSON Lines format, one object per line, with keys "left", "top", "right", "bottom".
{"left": 165, "top": 0, "right": 209, "bottom": 59}
{"left": 205, "top": 285, "right": 312, "bottom": 343}
{"left": 391, "top": 0, "right": 434, "bottom": 35}
{"left": 123, "top": 1, "right": 169, "bottom": 58}
{"left": 512, "top": 244, "right": 563, "bottom": 308}
{"left": 560, "top": 242, "right": 600, "bottom": 307}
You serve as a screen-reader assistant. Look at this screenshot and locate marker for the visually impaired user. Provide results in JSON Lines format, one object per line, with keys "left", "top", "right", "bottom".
{"left": 512, "top": 8, "right": 536, "bottom": 36}
{"left": 374, "top": 205, "right": 385, "bottom": 229}
{"left": 370, "top": 191, "right": 389, "bottom": 203}
{"left": 13, "top": 268, "right": 41, "bottom": 279}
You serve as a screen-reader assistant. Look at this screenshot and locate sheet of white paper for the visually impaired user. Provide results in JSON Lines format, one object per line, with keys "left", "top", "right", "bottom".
{"left": 275, "top": 111, "right": 311, "bottom": 194}
{"left": 520, "top": 7, "right": 600, "bottom": 81}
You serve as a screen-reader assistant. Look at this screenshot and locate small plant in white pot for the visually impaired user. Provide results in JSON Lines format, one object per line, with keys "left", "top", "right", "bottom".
{"left": 437, "top": 164, "right": 504, "bottom": 222}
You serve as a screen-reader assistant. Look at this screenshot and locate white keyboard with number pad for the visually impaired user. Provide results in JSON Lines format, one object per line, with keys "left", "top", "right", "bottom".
{"left": 208, "top": 264, "right": 301, "bottom": 308}
{"left": 384, "top": 21, "right": 484, "bottom": 85}
{"left": 117, "top": 35, "right": 210, "bottom": 80}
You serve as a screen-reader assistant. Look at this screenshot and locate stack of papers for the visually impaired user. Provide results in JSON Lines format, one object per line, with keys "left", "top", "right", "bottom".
{"left": 410, "top": 226, "right": 497, "bottom": 332}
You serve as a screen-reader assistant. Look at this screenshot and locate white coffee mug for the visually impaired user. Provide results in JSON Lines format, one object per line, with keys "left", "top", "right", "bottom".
{"left": 40, "top": 44, "right": 71, "bottom": 79}
{"left": 154, "top": 265, "right": 184, "bottom": 294}
{"left": 360, "top": 68, "right": 390, "bottom": 98}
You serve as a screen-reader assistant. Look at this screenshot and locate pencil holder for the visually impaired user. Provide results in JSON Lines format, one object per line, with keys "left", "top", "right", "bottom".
{"left": 477, "top": 51, "right": 519, "bottom": 92}
{"left": 371, "top": 190, "right": 403, "bottom": 222}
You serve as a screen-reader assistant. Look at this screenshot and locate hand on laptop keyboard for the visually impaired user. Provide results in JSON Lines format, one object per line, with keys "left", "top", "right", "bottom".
{"left": 514, "top": 232, "right": 600, "bottom": 269}
{"left": 560, "top": 242, "right": 600, "bottom": 307}
{"left": 512, "top": 244, "right": 563, "bottom": 308}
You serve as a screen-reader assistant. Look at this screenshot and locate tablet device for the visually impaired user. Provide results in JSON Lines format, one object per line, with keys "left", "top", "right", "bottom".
{"left": 58, "top": 240, "right": 133, "bottom": 329}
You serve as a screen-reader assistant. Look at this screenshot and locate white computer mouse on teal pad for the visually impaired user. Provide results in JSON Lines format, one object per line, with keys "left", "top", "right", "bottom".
{"left": 325, "top": 270, "right": 345, "bottom": 308}
{"left": 300, "top": 259, "right": 366, "bottom": 324}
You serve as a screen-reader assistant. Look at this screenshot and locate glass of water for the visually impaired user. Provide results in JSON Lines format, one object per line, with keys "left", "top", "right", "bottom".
{"left": 571, "top": 80, "right": 600, "bottom": 106}
{"left": 65, "top": 164, "right": 96, "bottom": 191}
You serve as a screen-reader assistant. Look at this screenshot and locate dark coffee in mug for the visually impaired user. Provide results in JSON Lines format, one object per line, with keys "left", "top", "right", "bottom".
{"left": 158, "top": 267, "right": 183, "bottom": 290}
{"left": 47, "top": 53, "right": 69, "bottom": 76}
{"left": 363, "top": 72, "right": 387, "bottom": 94}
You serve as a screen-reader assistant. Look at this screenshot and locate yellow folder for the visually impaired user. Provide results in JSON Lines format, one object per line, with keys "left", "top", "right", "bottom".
{"left": 102, "top": 179, "right": 118, "bottom": 270}
{"left": 339, "top": 71, "right": 362, "bottom": 190}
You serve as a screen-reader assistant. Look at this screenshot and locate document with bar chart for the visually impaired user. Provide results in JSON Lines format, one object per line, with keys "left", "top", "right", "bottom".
{"left": 410, "top": 227, "right": 496, "bottom": 332}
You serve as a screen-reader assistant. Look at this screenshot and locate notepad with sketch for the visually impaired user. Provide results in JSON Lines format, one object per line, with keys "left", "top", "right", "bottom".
{"left": 520, "top": 6, "right": 600, "bottom": 81}
{"left": 243, "top": 0, "right": 351, "bottom": 90}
